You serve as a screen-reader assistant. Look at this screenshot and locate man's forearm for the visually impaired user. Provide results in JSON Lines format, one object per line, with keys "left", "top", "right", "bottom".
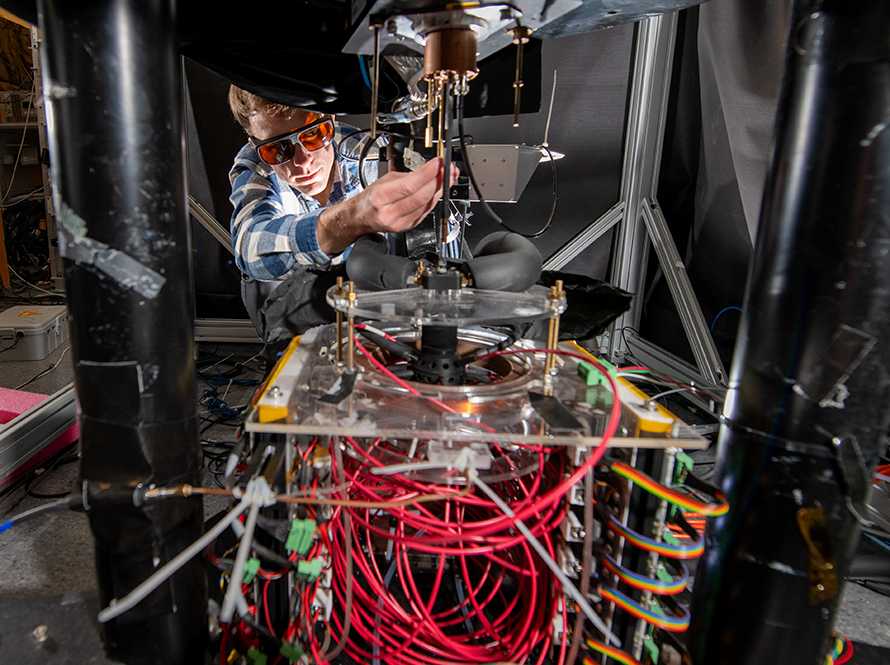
{"left": 314, "top": 158, "right": 452, "bottom": 255}
{"left": 315, "top": 198, "right": 373, "bottom": 256}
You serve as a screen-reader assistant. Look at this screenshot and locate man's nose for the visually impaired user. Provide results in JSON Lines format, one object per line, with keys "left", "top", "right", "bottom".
{"left": 291, "top": 144, "right": 311, "bottom": 166}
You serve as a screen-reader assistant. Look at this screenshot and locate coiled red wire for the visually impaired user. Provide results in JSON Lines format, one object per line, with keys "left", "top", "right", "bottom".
{"left": 298, "top": 347, "right": 622, "bottom": 665}
{"left": 303, "top": 439, "right": 564, "bottom": 665}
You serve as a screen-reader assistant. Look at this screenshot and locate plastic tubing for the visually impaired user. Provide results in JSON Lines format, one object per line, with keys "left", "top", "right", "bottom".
{"left": 465, "top": 232, "right": 543, "bottom": 292}
{"left": 340, "top": 465, "right": 563, "bottom": 548}
{"left": 468, "top": 468, "right": 621, "bottom": 647}
{"left": 98, "top": 498, "right": 250, "bottom": 623}
{"left": 353, "top": 337, "right": 459, "bottom": 416}
{"left": 469, "top": 347, "right": 622, "bottom": 525}
{"left": 363, "top": 521, "right": 529, "bottom": 658}
{"left": 346, "top": 234, "right": 417, "bottom": 291}
{"left": 0, "top": 496, "right": 72, "bottom": 533}
{"left": 332, "top": 497, "right": 549, "bottom": 665}
{"left": 337, "top": 545, "right": 477, "bottom": 663}
{"left": 343, "top": 439, "right": 562, "bottom": 538}
{"left": 346, "top": 437, "right": 552, "bottom": 518}
{"left": 341, "top": 495, "right": 563, "bottom": 556}
{"left": 220, "top": 499, "right": 262, "bottom": 624}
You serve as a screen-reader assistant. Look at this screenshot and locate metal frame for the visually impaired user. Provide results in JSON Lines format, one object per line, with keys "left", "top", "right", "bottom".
{"left": 544, "top": 12, "right": 727, "bottom": 390}
{"left": 30, "top": 26, "right": 64, "bottom": 292}
{"left": 194, "top": 318, "right": 261, "bottom": 343}
{"left": 189, "top": 195, "right": 234, "bottom": 256}
{"left": 0, "top": 384, "right": 77, "bottom": 481}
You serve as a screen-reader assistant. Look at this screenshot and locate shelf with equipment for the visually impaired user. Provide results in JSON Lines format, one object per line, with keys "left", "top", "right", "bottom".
{"left": 0, "top": 26, "right": 58, "bottom": 292}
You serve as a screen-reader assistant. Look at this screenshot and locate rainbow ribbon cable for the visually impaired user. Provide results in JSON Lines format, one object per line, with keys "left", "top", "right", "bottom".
{"left": 610, "top": 461, "right": 730, "bottom": 517}
{"left": 605, "top": 513, "right": 705, "bottom": 560}
{"left": 584, "top": 637, "right": 644, "bottom": 665}
{"left": 600, "top": 553, "right": 689, "bottom": 596}
{"left": 599, "top": 586, "right": 691, "bottom": 633}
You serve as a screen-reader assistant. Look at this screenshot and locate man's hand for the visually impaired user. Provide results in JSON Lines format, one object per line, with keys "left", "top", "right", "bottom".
{"left": 316, "top": 157, "right": 457, "bottom": 256}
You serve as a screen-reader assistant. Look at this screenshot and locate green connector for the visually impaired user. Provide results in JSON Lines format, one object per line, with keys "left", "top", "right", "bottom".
{"left": 243, "top": 557, "right": 261, "bottom": 584}
{"left": 285, "top": 518, "right": 317, "bottom": 554}
{"left": 641, "top": 634, "right": 660, "bottom": 665}
{"left": 669, "top": 451, "right": 696, "bottom": 519}
{"left": 246, "top": 647, "right": 268, "bottom": 665}
{"left": 279, "top": 641, "right": 305, "bottom": 663}
{"left": 662, "top": 530, "right": 680, "bottom": 546}
{"left": 296, "top": 557, "right": 323, "bottom": 581}
{"left": 577, "top": 357, "right": 618, "bottom": 387}
{"left": 655, "top": 563, "right": 673, "bottom": 584}
{"left": 673, "top": 451, "right": 694, "bottom": 485}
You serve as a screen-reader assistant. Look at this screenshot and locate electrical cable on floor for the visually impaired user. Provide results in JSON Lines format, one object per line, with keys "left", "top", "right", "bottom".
{"left": 13, "top": 345, "right": 71, "bottom": 390}
{"left": 0, "top": 442, "right": 79, "bottom": 519}
{"left": 26, "top": 450, "right": 80, "bottom": 499}
{"left": 0, "top": 496, "right": 76, "bottom": 534}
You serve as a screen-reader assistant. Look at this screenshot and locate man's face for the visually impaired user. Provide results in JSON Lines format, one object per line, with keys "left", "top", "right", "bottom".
{"left": 248, "top": 109, "right": 336, "bottom": 202}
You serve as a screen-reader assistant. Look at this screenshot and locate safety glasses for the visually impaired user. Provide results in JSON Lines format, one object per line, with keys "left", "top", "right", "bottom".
{"left": 250, "top": 114, "right": 334, "bottom": 165}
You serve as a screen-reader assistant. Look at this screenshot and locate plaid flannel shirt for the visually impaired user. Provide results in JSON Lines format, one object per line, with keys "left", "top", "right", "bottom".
{"left": 229, "top": 124, "right": 367, "bottom": 281}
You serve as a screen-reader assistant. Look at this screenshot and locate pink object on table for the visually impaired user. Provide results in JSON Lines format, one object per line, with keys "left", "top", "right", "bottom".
{"left": 0, "top": 386, "right": 80, "bottom": 488}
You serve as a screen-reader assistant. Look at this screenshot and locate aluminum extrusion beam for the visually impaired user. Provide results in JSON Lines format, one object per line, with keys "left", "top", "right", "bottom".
{"left": 640, "top": 199, "right": 725, "bottom": 385}
{"left": 194, "top": 318, "right": 262, "bottom": 343}
{"left": 607, "top": 13, "right": 676, "bottom": 358}
{"left": 189, "top": 195, "right": 234, "bottom": 256}
{"left": 687, "top": 2, "right": 890, "bottom": 663}
{"left": 0, "top": 384, "right": 76, "bottom": 481}
{"left": 543, "top": 201, "right": 623, "bottom": 270}
{"left": 38, "top": 1, "right": 207, "bottom": 662}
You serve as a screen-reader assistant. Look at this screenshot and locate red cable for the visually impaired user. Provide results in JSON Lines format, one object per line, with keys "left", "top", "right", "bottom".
{"left": 835, "top": 634, "right": 854, "bottom": 665}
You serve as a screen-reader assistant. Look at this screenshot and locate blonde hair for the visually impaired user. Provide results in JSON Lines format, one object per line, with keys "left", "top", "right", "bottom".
{"left": 227, "top": 85, "right": 299, "bottom": 134}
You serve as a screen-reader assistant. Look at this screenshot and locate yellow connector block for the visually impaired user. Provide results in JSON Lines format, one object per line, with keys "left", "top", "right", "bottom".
{"left": 257, "top": 335, "right": 302, "bottom": 424}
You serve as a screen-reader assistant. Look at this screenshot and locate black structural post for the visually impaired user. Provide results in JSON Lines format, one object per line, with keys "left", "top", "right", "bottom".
{"left": 687, "top": 2, "right": 890, "bottom": 664}
{"left": 38, "top": 1, "right": 207, "bottom": 663}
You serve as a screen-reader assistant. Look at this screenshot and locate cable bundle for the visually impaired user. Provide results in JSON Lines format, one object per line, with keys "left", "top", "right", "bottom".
{"left": 315, "top": 437, "right": 567, "bottom": 665}
{"left": 590, "top": 460, "right": 730, "bottom": 663}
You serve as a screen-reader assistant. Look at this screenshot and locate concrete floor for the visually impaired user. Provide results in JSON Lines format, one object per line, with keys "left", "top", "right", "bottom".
{"left": 0, "top": 300, "right": 264, "bottom": 661}
{"left": 0, "top": 336, "right": 263, "bottom": 597}
{"left": 1, "top": 300, "right": 889, "bottom": 663}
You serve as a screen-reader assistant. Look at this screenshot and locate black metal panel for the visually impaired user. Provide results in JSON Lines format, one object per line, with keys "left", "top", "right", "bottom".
{"left": 687, "top": 1, "right": 890, "bottom": 663}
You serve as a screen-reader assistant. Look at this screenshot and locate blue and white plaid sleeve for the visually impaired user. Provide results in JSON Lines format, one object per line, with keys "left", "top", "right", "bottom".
{"left": 229, "top": 144, "right": 332, "bottom": 281}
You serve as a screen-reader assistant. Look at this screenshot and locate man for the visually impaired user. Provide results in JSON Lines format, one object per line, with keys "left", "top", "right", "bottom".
{"left": 227, "top": 85, "right": 453, "bottom": 345}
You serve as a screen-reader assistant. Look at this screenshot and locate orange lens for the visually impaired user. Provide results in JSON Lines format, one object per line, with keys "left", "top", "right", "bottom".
{"left": 257, "top": 140, "right": 293, "bottom": 165}
{"left": 298, "top": 120, "right": 334, "bottom": 151}
{"left": 254, "top": 116, "right": 332, "bottom": 164}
